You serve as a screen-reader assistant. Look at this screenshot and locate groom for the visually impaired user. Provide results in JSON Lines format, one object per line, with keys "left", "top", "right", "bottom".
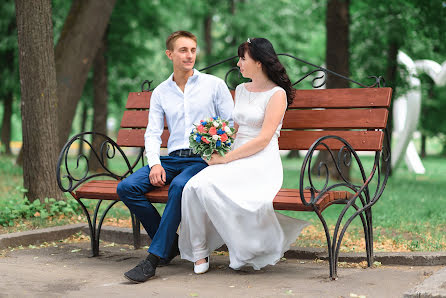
{"left": 117, "top": 31, "right": 234, "bottom": 283}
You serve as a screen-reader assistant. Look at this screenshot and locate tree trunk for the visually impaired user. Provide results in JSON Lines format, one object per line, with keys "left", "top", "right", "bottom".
{"left": 1, "top": 94, "right": 13, "bottom": 155}
{"left": 89, "top": 36, "right": 109, "bottom": 172}
{"left": 382, "top": 41, "right": 399, "bottom": 177}
{"left": 311, "top": 0, "right": 351, "bottom": 181}
{"left": 204, "top": 15, "right": 212, "bottom": 55}
{"left": 286, "top": 150, "right": 300, "bottom": 159}
{"left": 442, "top": 140, "right": 446, "bottom": 157}
{"left": 1, "top": 18, "right": 16, "bottom": 156}
{"left": 15, "top": 144, "right": 23, "bottom": 166}
{"left": 78, "top": 100, "right": 88, "bottom": 156}
{"left": 204, "top": 13, "right": 212, "bottom": 65}
{"left": 55, "top": 0, "right": 116, "bottom": 151}
{"left": 420, "top": 134, "right": 426, "bottom": 158}
{"left": 325, "top": 0, "right": 350, "bottom": 90}
{"left": 15, "top": 0, "right": 64, "bottom": 202}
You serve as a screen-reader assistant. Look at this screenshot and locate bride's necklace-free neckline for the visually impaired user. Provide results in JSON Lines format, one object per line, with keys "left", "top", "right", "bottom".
{"left": 245, "top": 83, "right": 275, "bottom": 104}
{"left": 248, "top": 88, "right": 255, "bottom": 104}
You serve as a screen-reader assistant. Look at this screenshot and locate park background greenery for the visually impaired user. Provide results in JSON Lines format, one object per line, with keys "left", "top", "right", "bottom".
{"left": 1, "top": 0, "right": 445, "bottom": 252}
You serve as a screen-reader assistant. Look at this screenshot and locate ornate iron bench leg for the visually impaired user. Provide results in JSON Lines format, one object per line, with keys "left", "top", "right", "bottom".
{"left": 313, "top": 208, "right": 335, "bottom": 279}
{"left": 365, "top": 208, "right": 374, "bottom": 266}
{"left": 74, "top": 198, "right": 118, "bottom": 257}
{"left": 315, "top": 201, "right": 372, "bottom": 279}
{"left": 331, "top": 203, "right": 372, "bottom": 278}
{"left": 130, "top": 211, "right": 141, "bottom": 249}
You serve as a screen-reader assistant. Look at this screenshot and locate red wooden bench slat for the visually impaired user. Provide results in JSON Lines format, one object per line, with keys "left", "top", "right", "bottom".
{"left": 124, "top": 88, "right": 392, "bottom": 110}
{"left": 121, "top": 108, "right": 388, "bottom": 130}
{"left": 282, "top": 108, "right": 388, "bottom": 129}
{"left": 289, "top": 87, "right": 392, "bottom": 108}
{"left": 121, "top": 110, "right": 148, "bottom": 128}
{"left": 117, "top": 129, "right": 170, "bottom": 147}
{"left": 125, "top": 92, "right": 152, "bottom": 109}
{"left": 75, "top": 180, "right": 350, "bottom": 212}
{"left": 120, "top": 111, "right": 169, "bottom": 129}
{"left": 117, "top": 129, "right": 384, "bottom": 151}
{"left": 279, "top": 130, "right": 384, "bottom": 151}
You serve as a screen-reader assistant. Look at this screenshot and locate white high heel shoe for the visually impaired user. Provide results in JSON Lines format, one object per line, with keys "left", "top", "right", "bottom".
{"left": 194, "top": 257, "right": 209, "bottom": 274}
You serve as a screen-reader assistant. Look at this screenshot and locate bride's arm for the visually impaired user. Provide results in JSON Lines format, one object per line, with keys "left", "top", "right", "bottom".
{"left": 208, "top": 90, "right": 286, "bottom": 165}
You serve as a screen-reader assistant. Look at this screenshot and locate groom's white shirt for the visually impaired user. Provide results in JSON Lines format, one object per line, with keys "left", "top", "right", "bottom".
{"left": 144, "top": 69, "right": 234, "bottom": 168}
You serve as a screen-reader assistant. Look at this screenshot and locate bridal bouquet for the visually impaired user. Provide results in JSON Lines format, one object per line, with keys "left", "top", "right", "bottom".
{"left": 189, "top": 117, "right": 235, "bottom": 160}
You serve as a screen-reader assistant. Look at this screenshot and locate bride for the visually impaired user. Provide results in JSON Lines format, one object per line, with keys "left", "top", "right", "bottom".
{"left": 179, "top": 37, "right": 309, "bottom": 274}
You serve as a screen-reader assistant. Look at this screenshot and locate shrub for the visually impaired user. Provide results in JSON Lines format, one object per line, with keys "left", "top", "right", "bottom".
{"left": 0, "top": 196, "right": 82, "bottom": 227}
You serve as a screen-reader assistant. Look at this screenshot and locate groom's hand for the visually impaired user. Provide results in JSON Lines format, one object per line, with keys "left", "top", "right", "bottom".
{"left": 149, "top": 164, "right": 166, "bottom": 187}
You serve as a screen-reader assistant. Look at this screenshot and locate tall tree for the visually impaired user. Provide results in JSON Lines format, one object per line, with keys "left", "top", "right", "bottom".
{"left": 0, "top": 1, "right": 18, "bottom": 155}
{"left": 55, "top": 0, "right": 116, "bottom": 150}
{"left": 204, "top": 12, "right": 213, "bottom": 65}
{"left": 0, "top": 26, "right": 14, "bottom": 155}
{"left": 311, "top": 0, "right": 351, "bottom": 181}
{"left": 89, "top": 34, "right": 109, "bottom": 172}
{"left": 15, "top": 0, "right": 64, "bottom": 202}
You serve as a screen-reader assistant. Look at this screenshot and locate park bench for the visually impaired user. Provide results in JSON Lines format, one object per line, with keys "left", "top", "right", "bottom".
{"left": 56, "top": 55, "right": 392, "bottom": 279}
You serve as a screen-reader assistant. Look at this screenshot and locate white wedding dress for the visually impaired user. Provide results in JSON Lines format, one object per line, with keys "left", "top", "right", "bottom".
{"left": 179, "top": 83, "right": 309, "bottom": 270}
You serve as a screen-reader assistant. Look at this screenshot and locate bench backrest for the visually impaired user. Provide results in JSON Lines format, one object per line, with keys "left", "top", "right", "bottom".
{"left": 117, "top": 87, "right": 392, "bottom": 152}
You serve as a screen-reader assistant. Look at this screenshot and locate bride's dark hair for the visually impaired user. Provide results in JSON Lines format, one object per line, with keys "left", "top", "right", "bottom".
{"left": 238, "top": 38, "right": 295, "bottom": 106}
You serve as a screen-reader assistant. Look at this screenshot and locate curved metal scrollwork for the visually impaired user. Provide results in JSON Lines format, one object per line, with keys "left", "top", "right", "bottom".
{"left": 56, "top": 132, "right": 142, "bottom": 193}
{"left": 298, "top": 134, "right": 391, "bottom": 278}
{"left": 141, "top": 80, "right": 153, "bottom": 92}
{"left": 194, "top": 53, "right": 384, "bottom": 89}
{"left": 224, "top": 66, "right": 245, "bottom": 90}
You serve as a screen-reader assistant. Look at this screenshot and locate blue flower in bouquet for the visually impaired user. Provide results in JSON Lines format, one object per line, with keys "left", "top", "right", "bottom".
{"left": 217, "top": 129, "right": 224, "bottom": 135}
{"left": 216, "top": 140, "right": 221, "bottom": 147}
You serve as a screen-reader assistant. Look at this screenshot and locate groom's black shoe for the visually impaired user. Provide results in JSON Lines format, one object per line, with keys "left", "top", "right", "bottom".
{"left": 124, "top": 253, "right": 159, "bottom": 283}
{"left": 158, "top": 234, "right": 180, "bottom": 267}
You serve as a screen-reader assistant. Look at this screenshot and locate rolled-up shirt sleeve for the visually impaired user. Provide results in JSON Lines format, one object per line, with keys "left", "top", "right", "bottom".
{"left": 215, "top": 80, "right": 234, "bottom": 126}
{"left": 144, "top": 90, "right": 164, "bottom": 168}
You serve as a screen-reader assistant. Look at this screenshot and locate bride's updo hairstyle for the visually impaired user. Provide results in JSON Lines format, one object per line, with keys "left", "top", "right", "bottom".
{"left": 238, "top": 38, "right": 295, "bottom": 106}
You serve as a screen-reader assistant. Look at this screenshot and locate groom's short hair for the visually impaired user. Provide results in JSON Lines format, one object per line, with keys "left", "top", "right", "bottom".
{"left": 166, "top": 31, "right": 197, "bottom": 51}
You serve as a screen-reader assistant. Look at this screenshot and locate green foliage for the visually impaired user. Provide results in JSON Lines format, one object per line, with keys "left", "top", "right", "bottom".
{"left": 419, "top": 76, "right": 446, "bottom": 137}
{"left": 0, "top": 196, "right": 82, "bottom": 227}
{"left": 351, "top": 0, "right": 446, "bottom": 90}
{"left": 0, "top": 156, "right": 82, "bottom": 227}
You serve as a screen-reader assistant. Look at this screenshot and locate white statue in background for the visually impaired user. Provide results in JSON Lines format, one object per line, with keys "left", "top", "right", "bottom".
{"left": 392, "top": 51, "right": 446, "bottom": 174}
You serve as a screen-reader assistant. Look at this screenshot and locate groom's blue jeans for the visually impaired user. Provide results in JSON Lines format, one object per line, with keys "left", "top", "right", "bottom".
{"left": 117, "top": 156, "right": 207, "bottom": 259}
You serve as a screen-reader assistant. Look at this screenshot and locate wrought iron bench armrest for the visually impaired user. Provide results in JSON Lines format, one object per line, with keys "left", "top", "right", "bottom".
{"left": 298, "top": 134, "right": 391, "bottom": 209}
{"left": 56, "top": 131, "right": 141, "bottom": 193}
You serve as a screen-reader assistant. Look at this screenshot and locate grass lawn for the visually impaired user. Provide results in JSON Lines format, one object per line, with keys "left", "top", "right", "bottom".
{"left": 1, "top": 152, "right": 445, "bottom": 253}
{"left": 281, "top": 153, "right": 446, "bottom": 252}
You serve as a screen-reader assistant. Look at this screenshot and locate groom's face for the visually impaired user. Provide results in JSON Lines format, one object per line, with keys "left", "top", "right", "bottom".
{"left": 166, "top": 37, "right": 197, "bottom": 73}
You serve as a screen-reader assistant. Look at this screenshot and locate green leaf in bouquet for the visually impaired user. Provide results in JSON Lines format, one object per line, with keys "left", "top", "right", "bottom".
{"left": 204, "top": 148, "right": 213, "bottom": 156}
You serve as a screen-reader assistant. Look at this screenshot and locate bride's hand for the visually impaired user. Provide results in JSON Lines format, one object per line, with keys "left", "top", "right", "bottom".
{"left": 205, "top": 153, "right": 227, "bottom": 165}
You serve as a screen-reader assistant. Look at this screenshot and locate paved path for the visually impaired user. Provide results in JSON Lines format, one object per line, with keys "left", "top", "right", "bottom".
{"left": 0, "top": 240, "right": 443, "bottom": 297}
